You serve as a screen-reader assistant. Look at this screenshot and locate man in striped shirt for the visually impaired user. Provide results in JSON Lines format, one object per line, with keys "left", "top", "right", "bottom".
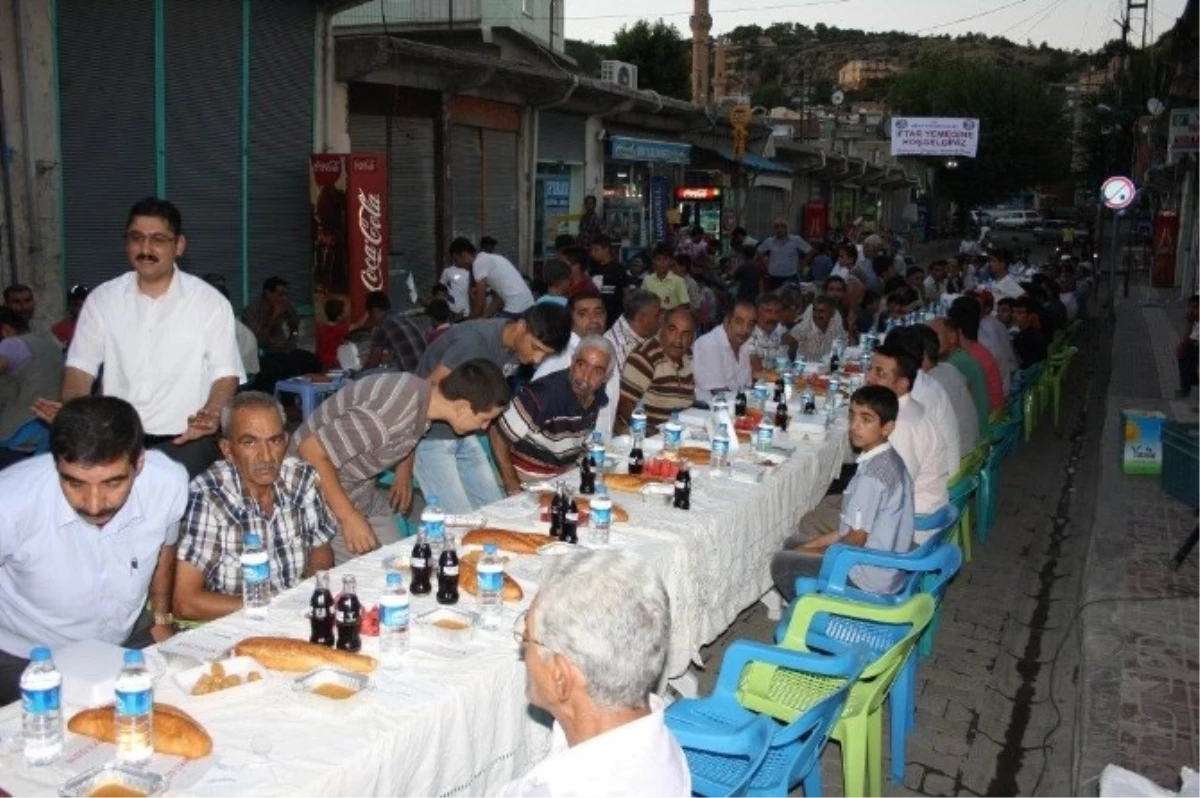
{"left": 614, "top": 308, "right": 697, "bottom": 436}
{"left": 490, "top": 336, "right": 615, "bottom": 491}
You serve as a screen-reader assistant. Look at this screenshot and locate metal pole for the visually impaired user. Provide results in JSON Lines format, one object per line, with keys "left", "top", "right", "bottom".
{"left": 1108, "top": 209, "right": 1119, "bottom": 310}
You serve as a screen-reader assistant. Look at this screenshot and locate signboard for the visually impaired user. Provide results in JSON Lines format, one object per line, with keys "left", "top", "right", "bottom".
{"left": 1168, "top": 108, "right": 1199, "bottom": 164}
{"left": 1101, "top": 175, "right": 1136, "bottom": 210}
{"left": 675, "top": 186, "right": 721, "bottom": 201}
{"left": 609, "top": 136, "right": 692, "bottom": 165}
{"left": 542, "top": 176, "right": 571, "bottom": 245}
{"left": 890, "top": 117, "right": 980, "bottom": 158}
{"left": 649, "top": 176, "right": 669, "bottom": 244}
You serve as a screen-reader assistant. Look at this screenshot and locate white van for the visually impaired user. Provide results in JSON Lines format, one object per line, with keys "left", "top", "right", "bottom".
{"left": 987, "top": 209, "right": 1041, "bottom": 230}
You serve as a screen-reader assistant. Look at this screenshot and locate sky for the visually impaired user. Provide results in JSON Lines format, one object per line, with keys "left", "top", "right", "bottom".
{"left": 563, "top": 0, "right": 1189, "bottom": 53}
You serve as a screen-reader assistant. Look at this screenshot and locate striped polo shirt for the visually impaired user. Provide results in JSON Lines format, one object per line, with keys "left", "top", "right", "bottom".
{"left": 495, "top": 370, "right": 607, "bottom": 478}
{"left": 617, "top": 338, "right": 695, "bottom": 436}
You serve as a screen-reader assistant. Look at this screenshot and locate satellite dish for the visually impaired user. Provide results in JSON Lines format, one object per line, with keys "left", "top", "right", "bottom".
{"left": 1147, "top": 98, "right": 1164, "bottom": 117}
{"left": 831, "top": 90, "right": 845, "bottom": 106}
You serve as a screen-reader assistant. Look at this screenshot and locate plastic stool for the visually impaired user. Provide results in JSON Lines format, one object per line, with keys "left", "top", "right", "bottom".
{"left": 274, "top": 377, "right": 344, "bottom": 420}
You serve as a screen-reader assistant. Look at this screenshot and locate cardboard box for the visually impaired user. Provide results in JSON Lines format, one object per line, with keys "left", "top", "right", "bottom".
{"left": 1120, "top": 410, "right": 1167, "bottom": 475}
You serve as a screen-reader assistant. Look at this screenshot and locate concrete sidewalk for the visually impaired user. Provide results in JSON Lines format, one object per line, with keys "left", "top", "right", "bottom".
{"left": 1073, "top": 283, "right": 1200, "bottom": 794}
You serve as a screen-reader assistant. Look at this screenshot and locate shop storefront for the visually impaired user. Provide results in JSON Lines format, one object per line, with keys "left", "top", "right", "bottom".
{"left": 535, "top": 111, "right": 588, "bottom": 262}
{"left": 603, "top": 136, "right": 691, "bottom": 253}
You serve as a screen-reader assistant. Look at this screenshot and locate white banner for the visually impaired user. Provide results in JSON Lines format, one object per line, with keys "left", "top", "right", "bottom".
{"left": 890, "top": 117, "right": 981, "bottom": 158}
{"left": 1168, "top": 108, "right": 1198, "bottom": 164}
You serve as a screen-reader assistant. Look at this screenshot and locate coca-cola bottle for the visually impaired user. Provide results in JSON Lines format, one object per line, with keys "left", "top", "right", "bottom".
{"left": 735, "top": 389, "right": 748, "bottom": 417}
{"left": 579, "top": 454, "right": 596, "bottom": 495}
{"left": 673, "top": 460, "right": 692, "bottom": 510}
{"left": 774, "top": 400, "right": 790, "bottom": 432}
{"left": 409, "top": 527, "right": 433, "bottom": 595}
{"left": 562, "top": 497, "right": 579, "bottom": 544}
{"left": 309, "top": 571, "right": 335, "bottom": 647}
{"left": 436, "top": 533, "right": 460, "bottom": 605}
{"left": 335, "top": 575, "right": 362, "bottom": 652}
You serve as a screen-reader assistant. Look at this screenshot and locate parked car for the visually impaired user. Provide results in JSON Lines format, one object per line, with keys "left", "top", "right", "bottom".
{"left": 989, "top": 209, "right": 1042, "bottom": 230}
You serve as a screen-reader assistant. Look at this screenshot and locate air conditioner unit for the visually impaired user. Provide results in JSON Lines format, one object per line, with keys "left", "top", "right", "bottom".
{"left": 601, "top": 60, "right": 639, "bottom": 90}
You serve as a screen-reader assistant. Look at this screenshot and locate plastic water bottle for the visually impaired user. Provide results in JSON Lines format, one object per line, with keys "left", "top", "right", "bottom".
{"left": 20, "top": 647, "right": 62, "bottom": 766}
{"left": 756, "top": 417, "right": 775, "bottom": 454}
{"left": 589, "top": 485, "right": 613, "bottom": 546}
{"left": 477, "top": 543, "right": 504, "bottom": 630}
{"left": 589, "top": 431, "right": 606, "bottom": 473}
{"left": 378, "top": 572, "right": 410, "bottom": 665}
{"left": 422, "top": 495, "right": 446, "bottom": 541}
{"left": 241, "top": 531, "right": 271, "bottom": 619}
{"left": 114, "top": 650, "right": 154, "bottom": 765}
{"left": 663, "top": 412, "right": 683, "bottom": 456}
{"left": 630, "top": 402, "right": 648, "bottom": 438}
{"left": 711, "top": 423, "right": 730, "bottom": 477}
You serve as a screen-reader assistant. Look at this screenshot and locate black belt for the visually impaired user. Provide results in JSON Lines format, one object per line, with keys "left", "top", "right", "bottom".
{"left": 144, "top": 434, "right": 179, "bottom": 447}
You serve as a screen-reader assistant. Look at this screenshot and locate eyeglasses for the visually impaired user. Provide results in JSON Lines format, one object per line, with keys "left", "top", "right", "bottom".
{"left": 512, "top": 610, "right": 551, "bottom": 650}
{"left": 126, "top": 231, "right": 176, "bottom": 246}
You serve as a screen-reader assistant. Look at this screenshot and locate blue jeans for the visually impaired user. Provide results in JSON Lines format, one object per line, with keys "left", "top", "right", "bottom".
{"left": 414, "top": 435, "right": 504, "bottom": 514}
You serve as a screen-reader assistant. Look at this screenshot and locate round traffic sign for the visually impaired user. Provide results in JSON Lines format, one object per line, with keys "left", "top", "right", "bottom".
{"left": 1101, "top": 175, "right": 1136, "bottom": 210}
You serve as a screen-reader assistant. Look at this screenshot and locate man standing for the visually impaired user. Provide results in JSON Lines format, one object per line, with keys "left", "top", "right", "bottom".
{"left": 576, "top": 195, "right": 605, "bottom": 250}
{"left": 491, "top": 337, "right": 614, "bottom": 490}
{"left": 37, "top": 198, "right": 244, "bottom": 478}
{"left": 534, "top": 291, "right": 607, "bottom": 380}
{"left": 595, "top": 291, "right": 662, "bottom": 440}
{"left": 0, "top": 396, "right": 187, "bottom": 705}
{"left": 175, "top": 392, "right": 337, "bottom": 621}
{"left": 693, "top": 298, "right": 756, "bottom": 404}
{"left": 641, "top": 244, "right": 691, "bottom": 311}
{"left": 400, "top": 305, "right": 571, "bottom": 514}
{"left": 615, "top": 308, "right": 696, "bottom": 436}
{"left": 0, "top": 308, "right": 62, "bottom": 468}
{"left": 589, "top": 234, "right": 632, "bottom": 326}
{"left": 756, "top": 218, "right": 811, "bottom": 289}
{"left": 293, "top": 360, "right": 513, "bottom": 559}
{"left": 448, "top": 237, "right": 534, "bottom": 319}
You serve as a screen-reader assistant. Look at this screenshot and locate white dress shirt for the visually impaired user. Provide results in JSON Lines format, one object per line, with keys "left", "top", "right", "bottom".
{"left": 66, "top": 268, "right": 245, "bottom": 435}
{"left": 0, "top": 451, "right": 187, "bottom": 656}
{"left": 534, "top": 332, "right": 581, "bottom": 380}
{"left": 991, "top": 273, "right": 1025, "bottom": 301}
{"left": 978, "top": 314, "right": 1018, "bottom": 392}
{"left": 439, "top": 265, "right": 471, "bottom": 314}
{"left": 595, "top": 318, "right": 647, "bottom": 440}
{"left": 911, "top": 371, "right": 961, "bottom": 475}
{"left": 929, "top": 362, "right": 980, "bottom": 459}
{"left": 890, "top": 394, "right": 949, "bottom": 516}
{"left": 497, "top": 695, "right": 690, "bottom": 797}
{"left": 692, "top": 324, "right": 752, "bottom": 403}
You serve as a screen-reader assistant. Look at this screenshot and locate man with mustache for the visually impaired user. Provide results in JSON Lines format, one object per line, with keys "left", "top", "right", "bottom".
{"left": 172, "top": 392, "right": 337, "bottom": 621}
{"left": 34, "top": 198, "right": 244, "bottom": 479}
{"left": 0, "top": 396, "right": 187, "bottom": 706}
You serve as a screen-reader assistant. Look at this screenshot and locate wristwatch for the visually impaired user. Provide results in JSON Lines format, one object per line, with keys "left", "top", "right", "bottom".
{"left": 153, "top": 612, "right": 176, "bottom": 627}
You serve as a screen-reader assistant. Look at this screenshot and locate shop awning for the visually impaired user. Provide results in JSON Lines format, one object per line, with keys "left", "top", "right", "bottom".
{"left": 698, "top": 146, "right": 793, "bottom": 174}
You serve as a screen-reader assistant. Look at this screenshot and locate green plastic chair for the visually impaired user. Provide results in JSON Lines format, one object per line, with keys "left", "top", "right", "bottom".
{"left": 948, "top": 440, "right": 990, "bottom": 563}
{"left": 738, "top": 594, "right": 936, "bottom": 798}
{"left": 1040, "top": 346, "right": 1078, "bottom": 430}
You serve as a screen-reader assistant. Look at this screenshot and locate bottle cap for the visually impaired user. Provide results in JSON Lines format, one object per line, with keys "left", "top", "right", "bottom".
{"left": 29, "top": 646, "right": 50, "bottom": 662}
{"left": 484, "top": 543, "right": 499, "bottom": 555}
{"left": 245, "top": 532, "right": 262, "bottom": 547}
{"left": 597, "top": 484, "right": 608, "bottom": 496}
{"left": 386, "top": 572, "right": 402, "bottom": 586}
{"left": 123, "top": 650, "right": 144, "bottom": 665}
{"left": 427, "top": 495, "right": 439, "bottom": 506}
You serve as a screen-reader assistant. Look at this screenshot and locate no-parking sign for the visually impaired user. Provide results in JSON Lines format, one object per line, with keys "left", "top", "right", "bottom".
{"left": 1101, "top": 175, "right": 1136, "bottom": 210}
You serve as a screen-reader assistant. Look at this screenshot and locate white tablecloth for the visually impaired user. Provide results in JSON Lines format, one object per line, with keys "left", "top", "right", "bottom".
{"left": 0, "top": 417, "right": 848, "bottom": 797}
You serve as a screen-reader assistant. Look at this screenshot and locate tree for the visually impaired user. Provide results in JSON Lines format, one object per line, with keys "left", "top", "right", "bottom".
{"left": 887, "top": 58, "right": 1072, "bottom": 206}
{"left": 565, "top": 39, "right": 609, "bottom": 77}
{"left": 609, "top": 19, "right": 690, "bottom": 100}
{"left": 809, "top": 75, "right": 836, "bottom": 105}
{"left": 751, "top": 84, "right": 792, "bottom": 110}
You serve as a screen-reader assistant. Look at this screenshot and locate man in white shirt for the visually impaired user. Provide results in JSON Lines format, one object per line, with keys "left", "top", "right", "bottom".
{"left": 914, "top": 324, "right": 979, "bottom": 460}
{"left": 36, "top": 198, "right": 244, "bottom": 478}
{"left": 886, "top": 327, "right": 963, "bottom": 473}
{"left": 533, "top": 291, "right": 607, "bottom": 380}
{"left": 693, "top": 298, "right": 756, "bottom": 403}
{"left": 977, "top": 291, "right": 1019, "bottom": 393}
{"left": 0, "top": 396, "right": 188, "bottom": 705}
{"left": 500, "top": 549, "right": 690, "bottom": 797}
{"left": 450, "top": 237, "right": 535, "bottom": 318}
{"left": 438, "top": 262, "right": 471, "bottom": 317}
{"left": 987, "top": 249, "right": 1025, "bottom": 302}
{"left": 595, "top": 291, "right": 662, "bottom": 440}
{"left": 866, "top": 344, "right": 949, "bottom": 536}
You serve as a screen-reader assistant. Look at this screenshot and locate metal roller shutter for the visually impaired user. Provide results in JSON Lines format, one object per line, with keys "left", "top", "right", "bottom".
{"left": 745, "top": 187, "right": 786, "bottom": 240}
{"left": 58, "top": 0, "right": 157, "bottom": 288}
{"left": 482, "top": 129, "right": 518, "bottom": 261}
{"left": 451, "top": 125, "right": 483, "bottom": 247}
{"left": 247, "top": 0, "right": 317, "bottom": 307}
{"left": 387, "top": 117, "right": 437, "bottom": 294}
{"left": 165, "top": 0, "right": 242, "bottom": 291}
{"left": 538, "top": 111, "right": 585, "bottom": 164}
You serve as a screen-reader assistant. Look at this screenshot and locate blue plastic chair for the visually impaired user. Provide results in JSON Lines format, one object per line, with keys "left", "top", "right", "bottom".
{"left": 0, "top": 418, "right": 51, "bottom": 455}
{"left": 777, "top": 543, "right": 964, "bottom": 786}
{"left": 666, "top": 642, "right": 868, "bottom": 796}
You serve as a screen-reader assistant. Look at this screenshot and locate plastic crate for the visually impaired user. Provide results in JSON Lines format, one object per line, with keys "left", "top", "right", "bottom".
{"left": 1161, "top": 421, "right": 1199, "bottom": 508}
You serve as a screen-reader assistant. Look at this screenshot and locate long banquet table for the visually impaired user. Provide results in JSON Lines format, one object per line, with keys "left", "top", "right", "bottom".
{"left": 0, "top": 414, "right": 849, "bottom": 797}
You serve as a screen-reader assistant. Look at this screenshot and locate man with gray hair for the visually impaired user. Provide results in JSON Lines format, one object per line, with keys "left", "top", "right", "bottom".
{"left": 173, "top": 391, "right": 337, "bottom": 621}
{"left": 490, "top": 335, "right": 615, "bottom": 491}
{"left": 500, "top": 549, "right": 689, "bottom": 797}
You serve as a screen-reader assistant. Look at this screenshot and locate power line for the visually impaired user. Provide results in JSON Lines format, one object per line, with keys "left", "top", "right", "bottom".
{"left": 995, "top": 0, "right": 1059, "bottom": 37}
{"left": 913, "top": 0, "right": 1036, "bottom": 34}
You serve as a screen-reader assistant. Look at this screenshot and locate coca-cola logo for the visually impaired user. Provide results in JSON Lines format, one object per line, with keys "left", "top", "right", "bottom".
{"left": 351, "top": 157, "right": 377, "bottom": 172}
{"left": 312, "top": 159, "right": 341, "bottom": 173}
{"left": 311, "top": 156, "right": 343, "bottom": 187}
{"left": 357, "top": 188, "right": 385, "bottom": 292}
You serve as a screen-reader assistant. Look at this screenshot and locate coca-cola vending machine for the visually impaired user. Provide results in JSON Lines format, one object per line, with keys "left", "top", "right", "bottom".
{"left": 309, "top": 153, "right": 388, "bottom": 323}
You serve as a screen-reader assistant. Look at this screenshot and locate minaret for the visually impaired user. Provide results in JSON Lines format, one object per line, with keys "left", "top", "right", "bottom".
{"left": 690, "top": 0, "right": 712, "bottom": 104}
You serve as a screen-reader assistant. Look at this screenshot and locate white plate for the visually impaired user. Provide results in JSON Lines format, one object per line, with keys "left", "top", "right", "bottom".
{"left": 172, "top": 656, "right": 267, "bottom": 696}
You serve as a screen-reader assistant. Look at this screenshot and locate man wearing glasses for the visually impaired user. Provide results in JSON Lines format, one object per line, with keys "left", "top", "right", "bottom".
{"left": 34, "top": 197, "right": 244, "bottom": 478}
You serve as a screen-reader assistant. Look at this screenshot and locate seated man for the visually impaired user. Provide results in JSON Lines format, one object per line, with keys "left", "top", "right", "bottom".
{"left": 292, "top": 360, "right": 512, "bottom": 561}
{"left": 0, "top": 307, "right": 63, "bottom": 467}
{"left": 0, "top": 396, "right": 187, "bottom": 705}
{"left": 614, "top": 307, "right": 696, "bottom": 436}
{"left": 174, "top": 393, "right": 337, "bottom": 621}
{"left": 692, "top": 298, "right": 755, "bottom": 404}
{"left": 402, "top": 305, "right": 572, "bottom": 515}
{"left": 886, "top": 326, "right": 963, "bottom": 474}
{"left": 789, "top": 295, "right": 842, "bottom": 362}
{"left": 243, "top": 276, "right": 322, "bottom": 392}
{"left": 748, "top": 291, "right": 787, "bottom": 372}
{"left": 51, "top": 284, "right": 89, "bottom": 348}
{"left": 491, "top": 336, "right": 614, "bottom": 490}
{"left": 641, "top": 243, "right": 690, "bottom": 311}
{"left": 362, "top": 290, "right": 428, "bottom": 372}
{"left": 534, "top": 291, "right": 607, "bottom": 380}
{"left": 1011, "top": 296, "right": 1049, "bottom": 367}
{"left": 771, "top": 386, "right": 915, "bottom": 600}
{"left": 499, "top": 548, "right": 690, "bottom": 797}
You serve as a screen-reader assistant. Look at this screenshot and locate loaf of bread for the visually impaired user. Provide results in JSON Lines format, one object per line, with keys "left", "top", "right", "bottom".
{"left": 535, "top": 494, "right": 630, "bottom": 523}
{"left": 462, "top": 528, "right": 553, "bottom": 555}
{"left": 603, "top": 473, "right": 649, "bottom": 493}
{"left": 677, "top": 446, "right": 712, "bottom": 465}
{"left": 460, "top": 551, "right": 524, "bottom": 601}
{"left": 68, "top": 703, "right": 213, "bottom": 760}
{"left": 233, "top": 636, "right": 377, "bottom": 674}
